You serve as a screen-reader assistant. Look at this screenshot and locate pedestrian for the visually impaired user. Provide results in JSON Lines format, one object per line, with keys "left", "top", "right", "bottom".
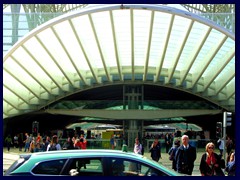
{"left": 110, "top": 134, "right": 116, "bottom": 149}
{"left": 23, "top": 133, "right": 31, "bottom": 152}
{"left": 74, "top": 138, "right": 81, "bottom": 149}
{"left": 34, "top": 142, "right": 42, "bottom": 152}
{"left": 199, "top": 142, "right": 225, "bottom": 176}
{"left": 133, "top": 137, "right": 142, "bottom": 155}
{"left": 5, "top": 134, "right": 12, "bottom": 152}
{"left": 18, "top": 133, "right": 23, "bottom": 151}
{"left": 225, "top": 151, "right": 235, "bottom": 176}
{"left": 79, "top": 135, "right": 87, "bottom": 150}
{"left": 47, "top": 135, "right": 61, "bottom": 151}
{"left": 226, "top": 136, "right": 233, "bottom": 156}
{"left": 29, "top": 137, "right": 36, "bottom": 153}
{"left": 62, "top": 137, "right": 74, "bottom": 150}
{"left": 175, "top": 135, "right": 196, "bottom": 175}
{"left": 217, "top": 138, "right": 224, "bottom": 158}
{"left": 149, "top": 136, "right": 161, "bottom": 162}
{"left": 133, "top": 137, "right": 143, "bottom": 172}
{"left": 165, "top": 133, "right": 172, "bottom": 153}
{"left": 13, "top": 134, "right": 18, "bottom": 148}
{"left": 41, "top": 137, "right": 48, "bottom": 151}
{"left": 36, "top": 133, "right": 42, "bottom": 143}
{"left": 168, "top": 139, "right": 180, "bottom": 171}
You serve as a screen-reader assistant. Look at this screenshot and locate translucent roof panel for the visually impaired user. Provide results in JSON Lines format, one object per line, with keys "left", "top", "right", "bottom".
{"left": 133, "top": 9, "right": 152, "bottom": 66}
{"left": 148, "top": 12, "right": 172, "bottom": 68}
{"left": 163, "top": 15, "right": 192, "bottom": 69}
{"left": 3, "top": 4, "right": 235, "bottom": 118}
{"left": 91, "top": 11, "right": 117, "bottom": 67}
{"left": 112, "top": 9, "right": 131, "bottom": 67}
{"left": 176, "top": 21, "right": 210, "bottom": 71}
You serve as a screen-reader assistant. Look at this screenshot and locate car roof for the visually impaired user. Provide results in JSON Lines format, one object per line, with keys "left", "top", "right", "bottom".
{"left": 28, "top": 149, "right": 142, "bottom": 158}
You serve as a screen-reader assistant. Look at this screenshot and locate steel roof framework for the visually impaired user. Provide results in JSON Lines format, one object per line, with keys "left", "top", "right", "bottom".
{"left": 3, "top": 4, "right": 235, "bottom": 119}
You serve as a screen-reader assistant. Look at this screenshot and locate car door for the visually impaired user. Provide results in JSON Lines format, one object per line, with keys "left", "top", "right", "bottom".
{"left": 62, "top": 157, "right": 104, "bottom": 176}
{"left": 106, "top": 157, "right": 169, "bottom": 176}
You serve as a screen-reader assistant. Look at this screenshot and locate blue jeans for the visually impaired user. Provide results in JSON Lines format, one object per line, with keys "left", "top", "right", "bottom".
{"left": 24, "top": 142, "right": 30, "bottom": 152}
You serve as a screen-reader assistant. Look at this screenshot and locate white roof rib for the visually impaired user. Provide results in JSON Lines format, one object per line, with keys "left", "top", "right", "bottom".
{"left": 3, "top": 4, "right": 235, "bottom": 118}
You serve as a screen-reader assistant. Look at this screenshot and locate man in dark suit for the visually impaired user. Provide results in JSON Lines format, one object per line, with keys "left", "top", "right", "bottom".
{"left": 165, "top": 133, "right": 172, "bottom": 153}
{"left": 175, "top": 135, "right": 196, "bottom": 175}
{"left": 149, "top": 136, "right": 161, "bottom": 162}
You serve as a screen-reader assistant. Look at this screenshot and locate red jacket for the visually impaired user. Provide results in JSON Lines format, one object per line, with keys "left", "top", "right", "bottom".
{"left": 80, "top": 141, "right": 87, "bottom": 149}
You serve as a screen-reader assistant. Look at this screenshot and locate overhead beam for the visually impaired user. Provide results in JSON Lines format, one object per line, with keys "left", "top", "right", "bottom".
{"left": 45, "top": 109, "right": 222, "bottom": 120}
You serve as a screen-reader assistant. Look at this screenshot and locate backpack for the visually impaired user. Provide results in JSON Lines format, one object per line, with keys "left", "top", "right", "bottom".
{"left": 49, "top": 144, "right": 57, "bottom": 151}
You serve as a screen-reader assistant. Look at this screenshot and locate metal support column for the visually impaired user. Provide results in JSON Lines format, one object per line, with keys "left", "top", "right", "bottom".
{"left": 123, "top": 85, "right": 144, "bottom": 148}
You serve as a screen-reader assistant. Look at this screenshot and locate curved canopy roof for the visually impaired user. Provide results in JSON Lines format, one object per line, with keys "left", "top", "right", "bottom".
{"left": 3, "top": 4, "right": 235, "bottom": 119}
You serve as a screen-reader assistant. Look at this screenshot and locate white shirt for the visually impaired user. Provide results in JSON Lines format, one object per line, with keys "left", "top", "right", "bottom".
{"left": 46, "top": 143, "right": 61, "bottom": 151}
{"left": 134, "top": 143, "right": 142, "bottom": 154}
{"left": 218, "top": 139, "right": 224, "bottom": 150}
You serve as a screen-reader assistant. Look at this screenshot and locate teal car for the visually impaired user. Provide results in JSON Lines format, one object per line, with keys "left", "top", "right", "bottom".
{"left": 4, "top": 149, "right": 184, "bottom": 176}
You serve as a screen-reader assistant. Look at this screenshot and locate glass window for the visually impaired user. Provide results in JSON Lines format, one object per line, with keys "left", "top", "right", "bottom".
{"left": 64, "top": 158, "right": 103, "bottom": 176}
{"left": 32, "top": 159, "right": 67, "bottom": 175}
{"left": 110, "top": 158, "right": 167, "bottom": 176}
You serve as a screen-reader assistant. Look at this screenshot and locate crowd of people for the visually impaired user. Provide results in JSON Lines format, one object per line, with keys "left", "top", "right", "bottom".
{"left": 131, "top": 134, "right": 235, "bottom": 176}
{"left": 144, "top": 130, "right": 206, "bottom": 141}
{"left": 4, "top": 130, "right": 235, "bottom": 176}
{"left": 166, "top": 135, "right": 235, "bottom": 176}
{"left": 4, "top": 131, "right": 88, "bottom": 153}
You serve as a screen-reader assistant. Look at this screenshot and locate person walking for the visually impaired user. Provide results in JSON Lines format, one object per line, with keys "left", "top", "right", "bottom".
{"left": 18, "top": 133, "right": 23, "bottom": 151}
{"left": 175, "top": 135, "right": 196, "bottom": 175}
{"left": 79, "top": 135, "right": 87, "bottom": 150}
{"left": 199, "top": 142, "right": 225, "bottom": 176}
{"left": 165, "top": 133, "right": 172, "bottom": 153}
{"left": 23, "top": 133, "right": 31, "bottom": 152}
{"left": 226, "top": 136, "right": 234, "bottom": 156}
{"left": 168, "top": 139, "right": 180, "bottom": 171}
{"left": 217, "top": 138, "right": 224, "bottom": 158}
{"left": 133, "top": 137, "right": 142, "bottom": 155}
{"left": 47, "top": 135, "right": 61, "bottom": 151}
{"left": 36, "top": 133, "right": 42, "bottom": 143}
{"left": 110, "top": 134, "right": 116, "bottom": 149}
{"left": 62, "top": 137, "right": 74, "bottom": 150}
{"left": 41, "top": 137, "right": 49, "bottom": 151}
{"left": 225, "top": 151, "right": 235, "bottom": 176}
{"left": 133, "top": 137, "right": 143, "bottom": 172}
{"left": 13, "top": 134, "right": 18, "bottom": 148}
{"left": 5, "top": 134, "right": 12, "bottom": 152}
{"left": 149, "top": 136, "right": 161, "bottom": 162}
{"left": 29, "top": 137, "right": 36, "bottom": 153}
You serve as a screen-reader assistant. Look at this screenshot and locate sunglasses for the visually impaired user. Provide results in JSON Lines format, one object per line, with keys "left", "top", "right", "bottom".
{"left": 208, "top": 147, "right": 214, "bottom": 149}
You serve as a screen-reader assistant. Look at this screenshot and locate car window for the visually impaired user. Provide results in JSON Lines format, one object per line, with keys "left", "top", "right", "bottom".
{"left": 32, "top": 159, "right": 67, "bottom": 175}
{"left": 64, "top": 158, "right": 103, "bottom": 176}
{"left": 110, "top": 158, "right": 167, "bottom": 176}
